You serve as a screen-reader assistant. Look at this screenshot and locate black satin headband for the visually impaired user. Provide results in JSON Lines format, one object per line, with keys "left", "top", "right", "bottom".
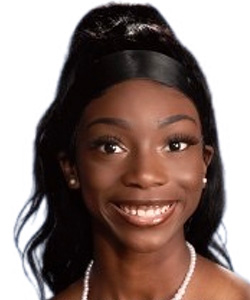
{"left": 86, "top": 50, "right": 193, "bottom": 98}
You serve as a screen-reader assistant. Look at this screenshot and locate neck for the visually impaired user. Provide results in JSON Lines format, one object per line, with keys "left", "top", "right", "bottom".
{"left": 88, "top": 236, "right": 193, "bottom": 300}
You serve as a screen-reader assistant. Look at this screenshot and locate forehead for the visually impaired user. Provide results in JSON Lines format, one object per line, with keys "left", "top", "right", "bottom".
{"left": 81, "top": 79, "right": 200, "bottom": 125}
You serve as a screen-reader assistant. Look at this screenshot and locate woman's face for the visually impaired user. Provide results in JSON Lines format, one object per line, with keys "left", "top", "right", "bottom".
{"left": 71, "top": 79, "right": 213, "bottom": 252}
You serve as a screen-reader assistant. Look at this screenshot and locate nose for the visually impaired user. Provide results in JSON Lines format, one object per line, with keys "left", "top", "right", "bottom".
{"left": 121, "top": 151, "right": 168, "bottom": 189}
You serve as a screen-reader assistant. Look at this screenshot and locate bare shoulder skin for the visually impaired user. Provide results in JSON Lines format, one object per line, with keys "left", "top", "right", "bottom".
{"left": 189, "top": 255, "right": 250, "bottom": 300}
{"left": 50, "top": 257, "right": 250, "bottom": 300}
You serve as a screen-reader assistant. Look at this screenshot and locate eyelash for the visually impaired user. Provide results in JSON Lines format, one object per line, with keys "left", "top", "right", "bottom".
{"left": 89, "top": 135, "right": 125, "bottom": 154}
{"left": 164, "top": 134, "right": 200, "bottom": 152}
{"left": 89, "top": 133, "right": 200, "bottom": 155}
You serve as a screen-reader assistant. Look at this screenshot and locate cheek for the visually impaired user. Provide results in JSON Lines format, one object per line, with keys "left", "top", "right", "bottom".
{"left": 177, "top": 163, "right": 204, "bottom": 192}
{"left": 76, "top": 158, "right": 121, "bottom": 211}
{"left": 172, "top": 148, "right": 204, "bottom": 180}
{"left": 168, "top": 151, "right": 205, "bottom": 205}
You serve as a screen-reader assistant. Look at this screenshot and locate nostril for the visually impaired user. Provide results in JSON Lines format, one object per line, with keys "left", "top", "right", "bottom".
{"left": 121, "top": 165, "right": 168, "bottom": 189}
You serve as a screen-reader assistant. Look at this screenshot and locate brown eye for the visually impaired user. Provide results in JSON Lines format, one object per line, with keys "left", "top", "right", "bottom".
{"left": 164, "top": 134, "right": 200, "bottom": 153}
{"left": 165, "top": 141, "right": 189, "bottom": 152}
{"left": 90, "top": 136, "right": 126, "bottom": 155}
{"left": 100, "top": 142, "right": 123, "bottom": 154}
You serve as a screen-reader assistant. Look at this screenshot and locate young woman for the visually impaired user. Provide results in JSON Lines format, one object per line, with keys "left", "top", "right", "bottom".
{"left": 15, "top": 3, "right": 250, "bottom": 300}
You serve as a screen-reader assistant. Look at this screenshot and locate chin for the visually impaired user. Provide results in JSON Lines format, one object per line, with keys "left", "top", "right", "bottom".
{"left": 104, "top": 222, "right": 185, "bottom": 255}
{"left": 92, "top": 203, "right": 190, "bottom": 254}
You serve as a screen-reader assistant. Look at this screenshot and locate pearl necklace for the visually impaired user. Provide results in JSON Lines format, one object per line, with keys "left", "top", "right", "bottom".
{"left": 81, "top": 242, "right": 196, "bottom": 300}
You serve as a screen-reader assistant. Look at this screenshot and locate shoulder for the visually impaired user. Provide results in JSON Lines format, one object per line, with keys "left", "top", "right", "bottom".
{"left": 48, "top": 279, "right": 83, "bottom": 300}
{"left": 214, "top": 268, "right": 250, "bottom": 300}
{"left": 194, "top": 255, "right": 250, "bottom": 300}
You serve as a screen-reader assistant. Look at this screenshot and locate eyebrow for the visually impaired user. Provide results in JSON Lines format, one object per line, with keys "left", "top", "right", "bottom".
{"left": 86, "top": 117, "right": 131, "bottom": 130}
{"left": 85, "top": 114, "right": 197, "bottom": 130}
{"left": 158, "top": 114, "right": 197, "bottom": 128}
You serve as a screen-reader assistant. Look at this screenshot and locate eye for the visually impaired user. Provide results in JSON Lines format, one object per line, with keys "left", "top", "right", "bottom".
{"left": 89, "top": 135, "right": 126, "bottom": 155}
{"left": 164, "top": 134, "right": 200, "bottom": 152}
{"left": 99, "top": 141, "right": 124, "bottom": 154}
{"left": 166, "top": 141, "right": 188, "bottom": 152}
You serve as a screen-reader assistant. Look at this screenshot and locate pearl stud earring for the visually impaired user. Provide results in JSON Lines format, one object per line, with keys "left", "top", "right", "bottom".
{"left": 202, "top": 178, "right": 207, "bottom": 185}
{"left": 69, "top": 177, "right": 77, "bottom": 186}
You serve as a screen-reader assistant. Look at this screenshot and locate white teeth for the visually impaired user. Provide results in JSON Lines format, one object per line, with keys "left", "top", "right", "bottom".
{"left": 120, "top": 204, "right": 171, "bottom": 218}
{"left": 162, "top": 206, "right": 168, "bottom": 213}
{"left": 145, "top": 209, "right": 154, "bottom": 217}
{"left": 131, "top": 206, "right": 137, "bottom": 215}
{"left": 124, "top": 206, "right": 130, "bottom": 214}
{"left": 155, "top": 208, "right": 161, "bottom": 215}
{"left": 137, "top": 209, "right": 146, "bottom": 217}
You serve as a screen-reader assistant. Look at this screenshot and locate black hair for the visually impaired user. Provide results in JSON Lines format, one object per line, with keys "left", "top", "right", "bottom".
{"left": 15, "top": 3, "right": 232, "bottom": 299}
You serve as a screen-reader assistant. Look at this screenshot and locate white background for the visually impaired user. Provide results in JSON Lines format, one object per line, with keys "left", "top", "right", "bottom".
{"left": 1, "top": 0, "right": 249, "bottom": 299}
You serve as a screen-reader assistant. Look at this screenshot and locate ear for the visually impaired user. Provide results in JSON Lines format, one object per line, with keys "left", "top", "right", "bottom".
{"left": 58, "top": 152, "right": 80, "bottom": 189}
{"left": 203, "top": 145, "right": 214, "bottom": 168}
{"left": 202, "top": 145, "right": 214, "bottom": 188}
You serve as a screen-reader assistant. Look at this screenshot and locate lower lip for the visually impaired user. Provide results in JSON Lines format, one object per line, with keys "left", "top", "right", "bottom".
{"left": 112, "top": 202, "right": 177, "bottom": 228}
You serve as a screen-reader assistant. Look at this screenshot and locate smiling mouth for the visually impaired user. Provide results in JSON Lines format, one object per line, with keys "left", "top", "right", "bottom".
{"left": 113, "top": 202, "right": 176, "bottom": 227}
